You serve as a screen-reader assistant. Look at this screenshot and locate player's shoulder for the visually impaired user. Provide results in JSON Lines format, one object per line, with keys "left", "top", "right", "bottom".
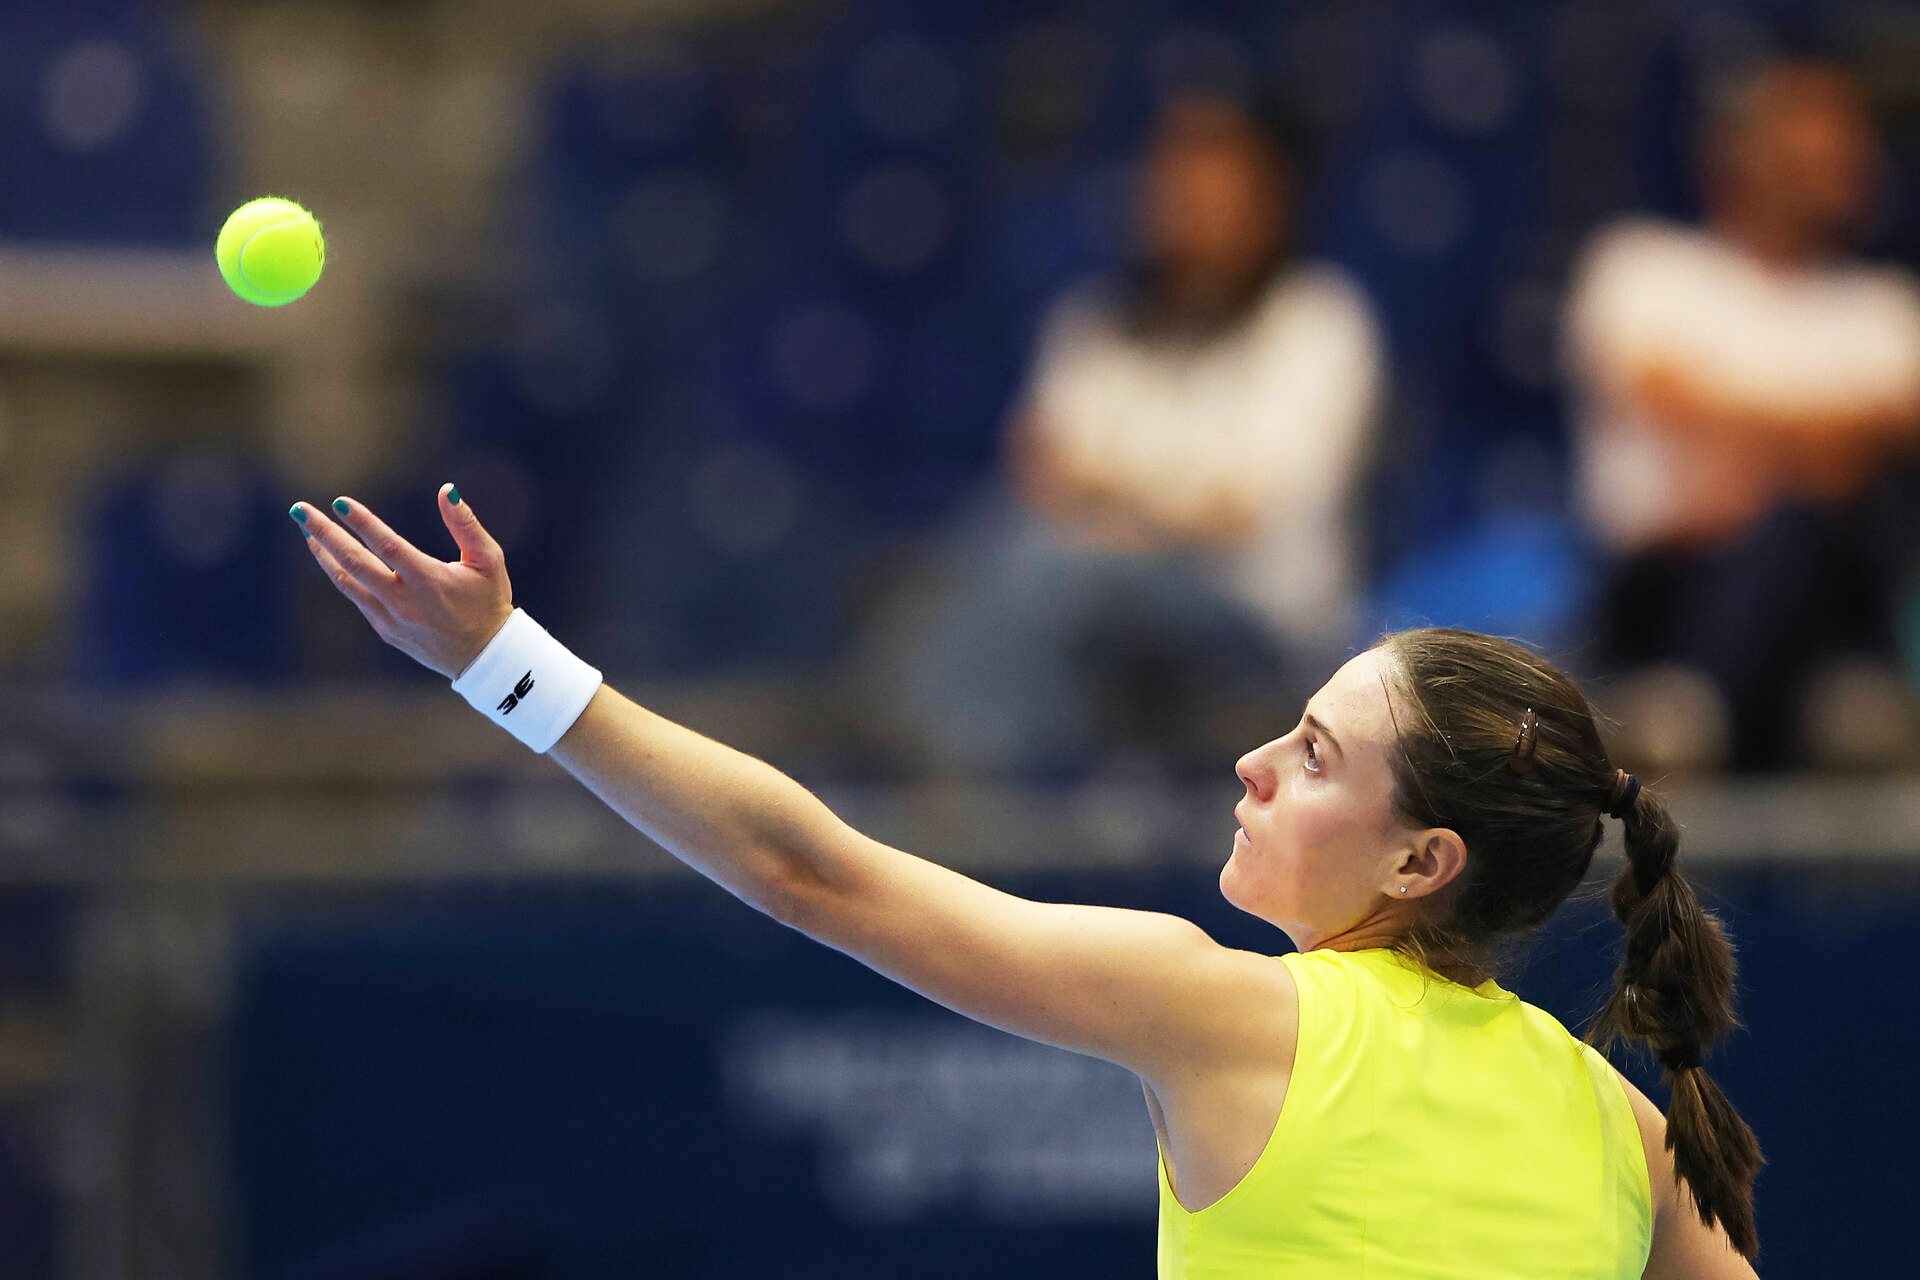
{"left": 1126, "top": 932, "right": 1301, "bottom": 1077}
{"left": 1136, "top": 916, "right": 1300, "bottom": 1005}
{"left": 1205, "top": 938, "right": 1304, "bottom": 1008}
{"left": 1199, "top": 939, "right": 1303, "bottom": 1027}
{"left": 1608, "top": 1063, "right": 1672, "bottom": 1198}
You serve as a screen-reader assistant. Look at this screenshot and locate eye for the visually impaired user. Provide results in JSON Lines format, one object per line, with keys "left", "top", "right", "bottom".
{"left": 1303, "top": 737, "right": 1320, "bottom": 773}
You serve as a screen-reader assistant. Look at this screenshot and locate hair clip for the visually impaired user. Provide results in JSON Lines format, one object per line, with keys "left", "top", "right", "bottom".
{"left": 1508, "top": 707, "right": 1539, "bottom": 774}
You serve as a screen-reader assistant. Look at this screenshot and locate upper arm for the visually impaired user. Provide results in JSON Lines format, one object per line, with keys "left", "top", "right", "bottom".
{"left": 774, "top": 828, "right": 1289, "bottom": 1080}
{"left": 1614, "top": 1068, "right": 1761, "bottom": 1280}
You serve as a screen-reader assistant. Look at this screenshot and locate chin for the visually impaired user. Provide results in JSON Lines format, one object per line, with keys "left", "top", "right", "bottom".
{"left": 1218, "top": 857, "right": 1268, "bottom": 919}
{"left": 1218, "top": 855, "right": 1245, "bottom": 910}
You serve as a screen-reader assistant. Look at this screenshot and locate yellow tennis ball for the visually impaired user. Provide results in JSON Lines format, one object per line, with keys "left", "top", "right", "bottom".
{"left": 216, "top": 196, "right": 325, "bottom": 307}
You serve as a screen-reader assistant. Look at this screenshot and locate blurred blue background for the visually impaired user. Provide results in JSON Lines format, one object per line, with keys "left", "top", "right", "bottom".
{"left": 1, "top": 0, "right": 1918, "bottom": 1276}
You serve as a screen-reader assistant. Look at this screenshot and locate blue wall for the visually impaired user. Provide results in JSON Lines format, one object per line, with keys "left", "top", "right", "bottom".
{"left": 229, "top": 861, "right": 1895, "bottom": 1277}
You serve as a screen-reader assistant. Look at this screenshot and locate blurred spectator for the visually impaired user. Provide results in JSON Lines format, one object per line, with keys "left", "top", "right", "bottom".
{"left": 867, "top": 92, "right": 1383, "bottom": 777}
{"left": 1566, "top": 57, "right": 1920, "bottom": 773}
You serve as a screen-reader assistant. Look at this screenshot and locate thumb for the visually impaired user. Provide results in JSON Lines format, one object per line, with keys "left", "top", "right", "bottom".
{"left": 439, "top": 483, "right": 504, "bottom": 573}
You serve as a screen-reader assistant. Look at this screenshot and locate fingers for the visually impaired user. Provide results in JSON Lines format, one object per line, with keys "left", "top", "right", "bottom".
{"left": 291, "top": 500, "right": 399, "bottom": 598}
{"left": 437, "top": 482, "right": 505, "bottom": 574}
{"left": 325, "top": 496, "right": 437, "bottom": 578}
{"left": 297, "top": 512, "right": 399, "bottom": 631}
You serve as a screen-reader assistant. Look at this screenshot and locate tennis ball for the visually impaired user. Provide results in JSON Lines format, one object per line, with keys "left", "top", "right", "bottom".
{"left": 216, "top": 197, "right": 325, "bottom": 307}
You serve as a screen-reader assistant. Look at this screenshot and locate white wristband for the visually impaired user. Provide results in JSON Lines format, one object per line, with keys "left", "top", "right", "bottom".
{"left": 450, "top": 608, "right": 603, "bottom": 753}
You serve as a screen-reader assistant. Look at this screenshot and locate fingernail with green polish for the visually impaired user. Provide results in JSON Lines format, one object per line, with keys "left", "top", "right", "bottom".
{"left": 289, "top": 504, "right": 307, "bottom": 525}
{"left": 448, "top": 485, "right": 462, "bottom": 506}
{"left": 332, "top": 498, "right": 350, "bottom": 517}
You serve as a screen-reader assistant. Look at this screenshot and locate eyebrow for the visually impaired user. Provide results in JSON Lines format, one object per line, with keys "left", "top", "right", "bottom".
{"left": 1304, "top": 712, "right": 1343, "bottom": 758}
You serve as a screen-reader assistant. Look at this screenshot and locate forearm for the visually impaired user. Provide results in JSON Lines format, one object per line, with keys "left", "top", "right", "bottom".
{"left": 1633, "top": 362, "right": 1920, "bottom": 444}
{"left": 546, "top": 684, "right": 849, "bottom": 917}
{"left": 289, "top": 492, "right": 865, "bottom": 920}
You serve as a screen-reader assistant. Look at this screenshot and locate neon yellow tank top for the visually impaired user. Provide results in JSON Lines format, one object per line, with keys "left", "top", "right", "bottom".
{"left": 1157, "top": 947, "right": 1652, "bottom": 1279}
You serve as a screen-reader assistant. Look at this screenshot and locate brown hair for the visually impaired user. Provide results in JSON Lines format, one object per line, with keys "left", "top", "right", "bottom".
{"left": 1371, "top": 626, "right": 1764, "bottom": 1259}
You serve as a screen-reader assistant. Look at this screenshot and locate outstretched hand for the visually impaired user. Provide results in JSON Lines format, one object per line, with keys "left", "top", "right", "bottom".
{"left": 290, "top": 484, "right": 515, "bottom": 680}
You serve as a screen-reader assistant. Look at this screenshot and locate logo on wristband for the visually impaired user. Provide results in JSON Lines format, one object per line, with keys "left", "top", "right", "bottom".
{"left": 497, "top": 670, "right": 536, "bottom": 715}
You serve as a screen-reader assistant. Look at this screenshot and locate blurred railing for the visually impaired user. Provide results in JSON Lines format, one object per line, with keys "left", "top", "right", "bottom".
{"left": 11, "top": 683, "right": 1920, "bottom": 882}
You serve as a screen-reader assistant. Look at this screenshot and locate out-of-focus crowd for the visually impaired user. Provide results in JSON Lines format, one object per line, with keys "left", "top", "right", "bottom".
{"left": 867, "top": 56, "right": 1920, "bottom": 779}
{"left": 7, "top": 4, "right": 1920, "bottom": 783}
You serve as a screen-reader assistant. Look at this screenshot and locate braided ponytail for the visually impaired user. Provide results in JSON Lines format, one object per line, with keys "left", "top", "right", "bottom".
{"left": 1583, "top": 779, "right": 1765, "bottom": 1259}
{"left": 1373, "top": 631, "right": 1765, "bottom": 1258}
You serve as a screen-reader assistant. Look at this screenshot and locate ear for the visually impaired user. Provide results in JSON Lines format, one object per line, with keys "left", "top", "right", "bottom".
{"left": 1399, "top": 828, "right": 1469, "bottom": 897}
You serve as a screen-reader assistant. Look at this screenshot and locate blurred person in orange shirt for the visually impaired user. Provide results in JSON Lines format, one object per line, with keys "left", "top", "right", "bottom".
{"left": 871, "top": 90, "right": 1383, "bottom": 777}
{"left": 1565, "top": 57, "right": 1920, "bottom": 772}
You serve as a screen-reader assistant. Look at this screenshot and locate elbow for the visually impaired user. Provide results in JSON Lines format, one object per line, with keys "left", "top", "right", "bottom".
{"left": 751, "top": 853, "right": 829, "bottom": 933}
{"left": 755, "top": 852, "right": 870, "bottom": 952}
{"left": 756, "top": 871, "right": 808, "bottom": 930}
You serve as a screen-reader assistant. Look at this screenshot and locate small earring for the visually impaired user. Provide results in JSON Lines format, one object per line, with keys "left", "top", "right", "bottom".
{"left": 1399, "top": 886, "right": 1408, "bottom": 894}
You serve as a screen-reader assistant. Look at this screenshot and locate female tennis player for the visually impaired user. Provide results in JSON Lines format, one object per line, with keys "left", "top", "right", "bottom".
{"left": 290, "top": 485, "right": 1764, "bottom": 1279}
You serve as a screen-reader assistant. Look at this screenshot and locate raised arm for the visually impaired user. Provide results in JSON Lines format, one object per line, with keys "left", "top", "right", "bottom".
{"left": 546, "top": 684, "right": 1286, "bottom": 1066}
{"left": 289, "top": 487, "right": 1287, "bottom": 1081}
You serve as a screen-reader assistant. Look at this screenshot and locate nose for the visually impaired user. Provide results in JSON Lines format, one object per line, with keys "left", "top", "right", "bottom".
{"left": 1236, "top": 745, "right": 1272, "bottom": 802}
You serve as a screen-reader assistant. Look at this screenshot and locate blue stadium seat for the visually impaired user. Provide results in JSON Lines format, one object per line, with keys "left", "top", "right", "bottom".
{"left": 70, "top": 454, "right": 298, "bottom": 685}
{"left": 1365, "top": 510, "right": 1594, "bottom": 655}
{"left": 0, "top": 5, "right": 212, "bottom": 244}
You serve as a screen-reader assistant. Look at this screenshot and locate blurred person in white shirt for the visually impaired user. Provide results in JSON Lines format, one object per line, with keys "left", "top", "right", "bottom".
{"left": 1565, "top": 57, "right": 1920, "bottom": 772}
{"left": 872, "top": 91, "right": 1384, "bottom": 777}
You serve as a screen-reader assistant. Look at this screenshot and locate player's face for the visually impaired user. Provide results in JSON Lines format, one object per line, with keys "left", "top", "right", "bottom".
{"left": 1223, "top": 648, "right": 1423, "bottom": 949}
